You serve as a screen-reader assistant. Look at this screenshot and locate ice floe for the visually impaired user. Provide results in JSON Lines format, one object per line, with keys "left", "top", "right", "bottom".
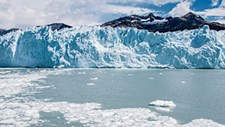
{"left": 90, "top": 77, "right": 98, "bottom": 81}
{"left": 181, "top": 81, "right": 186, "bottom": 84}
{"left": 0, "top": 69, "right": 225, "bottom": 127}
{"left": 149, "top": 77, "right": 155, "bottom": 80}
{"left": 149, "top": 100, "right": 176, "bottom": 112}
{"left": 149, "top": 100, "right": 176, "bottom": 108}
{"left": 87, "top": 83, "right": 96, "bottom": 86}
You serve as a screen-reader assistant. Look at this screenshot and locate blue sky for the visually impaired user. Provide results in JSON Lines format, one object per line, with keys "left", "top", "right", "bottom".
{"left": 0, "top": 0, "right": 224, "bottom": 28}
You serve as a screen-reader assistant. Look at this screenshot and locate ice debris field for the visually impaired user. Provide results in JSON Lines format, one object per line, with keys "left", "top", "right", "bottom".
{"left": 1, "top": 25, "right": 225, "bottom": 68}
{"left": 0, "top": 69, "right": 225, "bottom": 127}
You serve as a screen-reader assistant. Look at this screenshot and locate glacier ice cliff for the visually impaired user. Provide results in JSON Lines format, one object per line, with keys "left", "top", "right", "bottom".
{"left": 0, "top": 25, "right": 225, "bottom": 68}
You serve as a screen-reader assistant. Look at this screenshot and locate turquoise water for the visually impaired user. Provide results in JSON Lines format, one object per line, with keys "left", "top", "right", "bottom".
{"left": 1, "top": 69, "right": 225, "bottom": 126}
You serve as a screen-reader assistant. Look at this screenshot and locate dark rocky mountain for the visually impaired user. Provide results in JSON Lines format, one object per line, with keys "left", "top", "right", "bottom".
{"left": 0, "top": 23, "right": 72, "bottom": 36}
{"left": 101, "top": 12, "right": 225, "bottom": 32}
{"left": 0, "top": 28, "right": 20, "bottom": 36}
{"left": 46, "top": 23, "right": 72, "bottom": 31}
{"left": 36, "top": 23, "right": 72, "bottom": 31}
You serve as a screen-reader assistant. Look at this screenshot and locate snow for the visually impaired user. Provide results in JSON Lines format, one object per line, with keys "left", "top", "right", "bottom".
{"left": 143, "top": 19, "right": 168, "bottom": 25}
{"left": 1, "top": 25, "right": 225, "bottom": 68}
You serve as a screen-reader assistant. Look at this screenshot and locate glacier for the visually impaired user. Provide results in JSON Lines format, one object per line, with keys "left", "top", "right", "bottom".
{"left": 0, "top": 25, "right": 225, "bottom": 68}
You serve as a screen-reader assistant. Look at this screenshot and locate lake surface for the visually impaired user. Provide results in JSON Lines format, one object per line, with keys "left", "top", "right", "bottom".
{"left": 0, "top": 69, "right": 225, "bottom": 127}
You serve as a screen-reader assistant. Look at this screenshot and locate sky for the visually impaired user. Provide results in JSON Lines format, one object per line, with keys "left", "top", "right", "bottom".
{"left": 0, "top": 0, "right": 225, "bottom": 29}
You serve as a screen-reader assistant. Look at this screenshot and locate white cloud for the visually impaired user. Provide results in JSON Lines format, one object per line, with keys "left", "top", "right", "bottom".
{"left": 211, "top": 0, "right": 220, "bottom": 6}
{"left": 1, "top": 0, "right": 224, "bottom": 28}
{"left": 0, "top": 0, "right": 154, "bottom": 29}
{"left": 195, "top": 0, "right": 225, "bottom": 17}
{"left": 145, "top": 0, "right": 182, "bottom": 6}
{"left": 220, "top": 0, "right": 225, "bottom": 6}
{"left": 110, "top": 0, "right": 182, "bottom": 6}
{"left": 168, "top": 0, "right": 225, "bottom": 22}
{"left": 215, "top": 20, "right": 225, "bottom": 24}
{"left": 196, "top": 8, "right": 225, "bottom": 17}
{"left": 169, "top": 1, "right": 193, "bottom": 17}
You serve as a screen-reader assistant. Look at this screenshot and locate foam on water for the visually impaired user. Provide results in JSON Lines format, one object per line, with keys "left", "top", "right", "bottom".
{"left": 0, "top": 69, "right": 225, "bottom": 127}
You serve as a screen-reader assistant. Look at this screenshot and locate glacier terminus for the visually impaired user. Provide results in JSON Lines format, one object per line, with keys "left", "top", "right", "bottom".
{"left": 0, "top": 25, "right": 225, "bottom": 69}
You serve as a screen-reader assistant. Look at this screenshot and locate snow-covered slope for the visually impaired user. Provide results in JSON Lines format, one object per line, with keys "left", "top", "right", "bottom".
{"left": 0, "top": 25, "right": 225, "bottom": 68}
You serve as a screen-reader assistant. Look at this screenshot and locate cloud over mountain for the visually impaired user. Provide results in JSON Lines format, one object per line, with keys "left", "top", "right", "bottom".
{"left": 0, "top": 0, "right": 224, "bottom": 28}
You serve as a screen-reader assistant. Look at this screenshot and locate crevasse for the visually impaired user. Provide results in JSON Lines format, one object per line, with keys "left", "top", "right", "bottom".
{"left": 0, "top": 25, "right": 225, "bottom": 68}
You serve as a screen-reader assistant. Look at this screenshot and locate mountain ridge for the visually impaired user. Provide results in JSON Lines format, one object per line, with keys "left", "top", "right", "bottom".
{"left": 101, "top": 12, "right": 225, "bottom": 32}
{"left": 1, "top": 12, "right": 225, "bottom": 36}
{"left": 0, "top": 23, "right": 72, "bottom": 36}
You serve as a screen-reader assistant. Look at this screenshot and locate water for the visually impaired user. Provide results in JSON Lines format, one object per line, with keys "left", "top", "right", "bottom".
{"left": 0, "top": 69, "right": 225, "bottom": 127}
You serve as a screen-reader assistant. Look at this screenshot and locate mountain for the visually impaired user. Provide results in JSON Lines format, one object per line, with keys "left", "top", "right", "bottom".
{"left": 1, "top": 12, "right": 225, "bottom": 36}
{"left": 0, "top": 28, "right": 20, "bottom": 36}
{"left": 101, "top": 12, "right": 225, "bottom": 32}
{"left": 44, "top": 23, "right": 72, "bottom": 31}
{"left": 0, "top": 23, "right": 72, "bottom": 36}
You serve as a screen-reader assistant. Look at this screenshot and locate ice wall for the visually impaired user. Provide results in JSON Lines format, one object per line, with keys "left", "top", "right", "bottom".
{"left": 0, "top": 25, "right": 225, "bottom": 68}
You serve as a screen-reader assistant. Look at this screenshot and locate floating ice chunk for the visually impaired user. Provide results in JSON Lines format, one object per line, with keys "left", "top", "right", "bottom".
{"left": 181, "top": 81, "right": 186, "bottom": 84}
{"left": 1, "top": 69, "right": 225, "bottom": 127}
{"left": 128, "top": 74, "right": 134, "bottom": 77}
{"left": 159, "top": 73, "right": 163, "bottom": 75}
{"left": 90, "top": 77, "right": 98, "bottom": 81}
{"left": 87, "top": 83, "right": 95, "bottom": 86}
{"left": 78, "top": 71, "right": 86, "bottom": 75}
{"left": 149, "top": 100, "right": 176, "bottom": 108}
{"left": 149, "top": 77, "right": 155, "bottom": 80}
{"left": 155, "top": 107, "right": 173, "bottom": 112}
{"left": 2, "top": 101, "right": 224, "bottom": 127}
{"left": 0, "top": 71, "right": 11, "bottom": 74}
{"left": 183, "top": 119, "right": 225, "bottom": 127}
{"left": 149, "top": 100, "right": 176, "bottom": 112}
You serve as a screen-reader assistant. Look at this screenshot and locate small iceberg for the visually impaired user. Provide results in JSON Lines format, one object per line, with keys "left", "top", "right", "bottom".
{"left": 180, "top": 81, "right": 186, "bottom": 84}
{"left": 149, "top": 100, "right": 176, "bottom": 108}
{"left": 87, "top": 83, "right": 95, "bottom": 86}
{"left": 78, "top": 72, "right": 86, "bottom": 75}
{"left": 149, "top": 100, "right": 176, "bottom": 112}
{"left": 128, "top": 74, "right": 134, "bottom": 77}
{"left": 90, "top": 77, "right": 98, "bottom": 81}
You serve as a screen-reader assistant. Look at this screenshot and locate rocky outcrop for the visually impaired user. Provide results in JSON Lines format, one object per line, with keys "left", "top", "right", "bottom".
{"left": 101, "top": 12, "right": 225, "bottom": 32}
